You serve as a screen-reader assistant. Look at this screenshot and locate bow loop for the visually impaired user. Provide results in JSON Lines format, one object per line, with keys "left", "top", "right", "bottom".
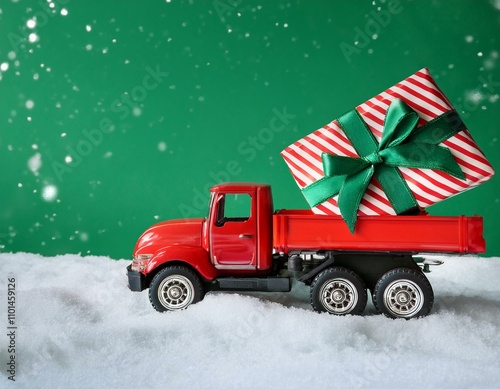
{"left": 379, "top": 99, "right": 420, "bottom": 150}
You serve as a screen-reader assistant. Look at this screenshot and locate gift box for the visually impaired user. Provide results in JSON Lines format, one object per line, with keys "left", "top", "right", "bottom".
{"left": 281, "top": 68, "right": 495, "bottom": 232}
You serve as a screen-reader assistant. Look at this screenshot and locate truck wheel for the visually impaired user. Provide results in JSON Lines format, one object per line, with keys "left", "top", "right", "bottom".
{"left": 373, "top": 268, "right": 433, "bottom": 319}
{"left": 310, "top": 267, "right": 367, "bottom": 315}
{"left": 149, "top": 266, "right": 204, "bottom": 312}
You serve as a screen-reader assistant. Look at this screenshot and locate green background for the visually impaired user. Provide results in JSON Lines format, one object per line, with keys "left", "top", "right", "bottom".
{"left": 0, "top": 0, "right": 498, "bottom": 259}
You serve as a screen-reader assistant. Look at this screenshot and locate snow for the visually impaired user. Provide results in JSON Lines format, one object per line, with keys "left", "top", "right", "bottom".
{"left": 1, "top": 253, "right": 499, "bottom": 388}
{"left": 27, "top": 152, "right": 42, "bottom": 174}
{"left": 41, "top": 185, "right": 58, "bottom": 202}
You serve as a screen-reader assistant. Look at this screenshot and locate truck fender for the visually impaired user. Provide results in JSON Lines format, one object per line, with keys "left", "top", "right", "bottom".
{"left": 145, "top": 245, "right": 217, "bottom": 281}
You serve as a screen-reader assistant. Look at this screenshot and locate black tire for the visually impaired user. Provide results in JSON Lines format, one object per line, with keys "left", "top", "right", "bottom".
{"left": 310, "top": 267, "right": 367, "bottom": 315}
{"left": 371, "top": 290, "right": 379, "bottom": 312}
{"left": 149, "top": 266, "right": 204, "bottom": 312}
{"left": 373, "top": 267, "right": 434, "bottom": 319}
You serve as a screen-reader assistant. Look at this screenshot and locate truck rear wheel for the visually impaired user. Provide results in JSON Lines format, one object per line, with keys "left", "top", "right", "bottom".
{"left": 373, "top": 268, "right": 434, "bottom": 319}
{"left": 310, "top": 267, "right": 367, "bottom": 315}
{"left": 149, "top": 266, "right": 204, "bottom": 312}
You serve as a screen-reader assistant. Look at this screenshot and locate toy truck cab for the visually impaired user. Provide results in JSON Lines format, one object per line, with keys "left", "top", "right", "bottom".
{"left": 127, "top": 182, "right": 485, "bottom": 319}
{"left": 128, "top": 183, "right": 289, "bottom": 310}
{"left": 207, "top": 183, "right": 274, "bottom": 273}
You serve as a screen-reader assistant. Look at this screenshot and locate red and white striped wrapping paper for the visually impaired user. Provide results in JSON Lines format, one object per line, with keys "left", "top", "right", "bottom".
{"left": 281, "top": 68, "right": 495, "bottom": 216}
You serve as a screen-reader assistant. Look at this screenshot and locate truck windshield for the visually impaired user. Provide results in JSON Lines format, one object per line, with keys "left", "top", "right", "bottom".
{"left": 208, "top": 192, "right": 215, "bottom": 220}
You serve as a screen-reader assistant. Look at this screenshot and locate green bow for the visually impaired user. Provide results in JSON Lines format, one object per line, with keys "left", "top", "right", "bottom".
{"left": 302, "top": 98, "right": 466, "bottom": 232}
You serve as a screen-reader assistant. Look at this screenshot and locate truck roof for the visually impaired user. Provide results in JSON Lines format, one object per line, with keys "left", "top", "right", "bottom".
{"left": 210, "top": 182, "right": 270, "bottom": 192}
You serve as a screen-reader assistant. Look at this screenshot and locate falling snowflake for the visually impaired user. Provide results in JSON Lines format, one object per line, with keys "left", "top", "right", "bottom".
{"left": 42, "top": 185, "right": 58, "bottom": 202}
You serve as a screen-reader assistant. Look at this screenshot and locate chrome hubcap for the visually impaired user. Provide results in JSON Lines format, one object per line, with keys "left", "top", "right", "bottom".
{"left": 158, "top": 275, "right": 194, "bottom": 310}
{"left": 384, "top": 280, "right": 423, "bottom": 318}
{"left": 320, "top": 279, "right": 358, "bottom": 314}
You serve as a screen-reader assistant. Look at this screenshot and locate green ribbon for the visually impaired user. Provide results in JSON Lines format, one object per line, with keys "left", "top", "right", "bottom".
{"left": 302, "top": 98, "right": 466, "bottom": 232}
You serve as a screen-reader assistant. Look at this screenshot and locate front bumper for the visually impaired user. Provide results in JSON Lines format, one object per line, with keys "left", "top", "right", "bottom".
{"left": 127, "top": 264, "right": 147, "bottom": 292}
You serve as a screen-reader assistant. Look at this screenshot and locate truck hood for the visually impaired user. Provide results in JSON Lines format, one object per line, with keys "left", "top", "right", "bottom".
{"left": 134, "top": 218, "right": 205, "bottom": 253}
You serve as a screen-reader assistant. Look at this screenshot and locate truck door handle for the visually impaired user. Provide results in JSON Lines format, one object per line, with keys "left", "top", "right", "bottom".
{"left": 239, "top": 234, "right": 253, "bottom": 239}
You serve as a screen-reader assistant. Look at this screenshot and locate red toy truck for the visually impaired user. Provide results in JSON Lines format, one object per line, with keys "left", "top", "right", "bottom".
{"left": 127, "top": 183, "right": 485, "bottom": 319}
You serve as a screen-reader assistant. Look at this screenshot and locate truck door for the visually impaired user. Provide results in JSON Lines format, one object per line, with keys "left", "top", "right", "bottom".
{"left": 210, "top": 192, "right": 257, "bottom": 269}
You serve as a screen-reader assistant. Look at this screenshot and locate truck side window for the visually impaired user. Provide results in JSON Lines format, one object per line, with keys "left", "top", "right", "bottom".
{"left": 215, "top": 193, "right": 252, "bottom": 226}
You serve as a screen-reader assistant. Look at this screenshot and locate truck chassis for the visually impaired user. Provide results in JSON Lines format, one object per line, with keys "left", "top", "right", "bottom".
{"left": 129, "top": 250, "right": 439, "bottom": 319}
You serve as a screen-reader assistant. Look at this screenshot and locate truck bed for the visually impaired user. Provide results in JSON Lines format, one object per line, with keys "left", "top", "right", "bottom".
{"left": 273, "top": 210, "right": 485, "bottom": 254}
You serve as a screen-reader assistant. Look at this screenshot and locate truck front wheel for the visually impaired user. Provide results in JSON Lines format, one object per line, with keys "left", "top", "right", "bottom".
{"left": 149, "top": 266, "right": 204, "bottom": 312}
{"left": 310, "top": 267, "right": 367, "bottom": 315}
{"left": 373, "top": 268, "right": 434, "bottom": 319}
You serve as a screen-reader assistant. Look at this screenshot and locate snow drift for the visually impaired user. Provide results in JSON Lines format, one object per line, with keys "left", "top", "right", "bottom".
{"left": 0, "top": 253, "right": 499, "bottom": 388}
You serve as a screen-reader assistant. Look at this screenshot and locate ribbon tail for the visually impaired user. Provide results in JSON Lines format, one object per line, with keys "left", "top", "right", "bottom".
{"left": 405, "top": 110, "right": 466, "bottom": 145}
{"left": 322, "top": 153, "right": 369, "bottom": 176}
{"left": 381, "top": 143, "right": 465, "bottom": 180}
{"left": 432, "top": 146, "right": 466, "bottom": 179}
{"left": 375, "top": 165, "right": 419, "bottom": 214}
{"left": 338, "top": 167, "right": 374, "bottom": 233}
{"left": 302, "top": 175, "right": 346, "bottom": 208}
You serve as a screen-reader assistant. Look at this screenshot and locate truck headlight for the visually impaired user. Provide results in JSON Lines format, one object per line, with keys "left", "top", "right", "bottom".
{"left": 132, "top": 254, "right": 153, "bottom": 272}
